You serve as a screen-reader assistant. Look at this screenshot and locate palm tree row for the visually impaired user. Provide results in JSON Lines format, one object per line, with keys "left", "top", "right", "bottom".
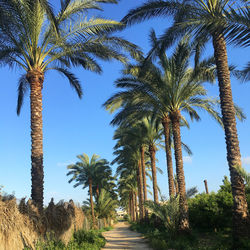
{"left": 121, "top": 0, "right": 250, "bottom": 240}
{"left": 105, "top": 35, "right": 245, "bottom": 231}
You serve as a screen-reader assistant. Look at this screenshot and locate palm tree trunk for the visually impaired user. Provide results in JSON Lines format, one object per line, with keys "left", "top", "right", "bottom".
{"left": 128, "top": 196, "right": 131, "bottom": 219}
{"left": 135, "top": 191, "right": 139, "bottom": 221}
{"left": 140, "top": 146, "right": 148, "bottom": 217}
{"left": 204, "top": 180, "right": 209, "bottom": 194}
{"left": 170, "top": 111, "right": 189, "bottom": 232}
{"left": 96, "top": 184, "right": 100, "bottom": 200}
{"left": 131, "top": 192, "right": 135, "bottom": 221}
{"left": 137, "top": 160, "right": 145, "bottom": 220}
{"left": 89, "top": 178, "right": 95, "bottom": 226}
{"left": 27, "top": 70, "right": 44, "bottom": 212}
{"left": 162, "top": 116, "right": 175, "bottom": 197}
{"left": 149, "top": 145, "right": 159, "bottom": 203}
{"left": 174, "top": 175, "right": 178, "bottom": 195}
{"left": 213, "top": 33, "right": 249, "bottom": 239}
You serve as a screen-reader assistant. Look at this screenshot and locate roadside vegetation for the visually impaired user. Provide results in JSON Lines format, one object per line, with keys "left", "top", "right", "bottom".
{"left": 28, "top": 228, "right": 110, "bottom": 250}
{"left": 129, "top": 175, "right": 250, "bottom": 249}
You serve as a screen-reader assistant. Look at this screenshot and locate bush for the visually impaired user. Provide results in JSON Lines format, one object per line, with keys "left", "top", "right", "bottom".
{"left": 188, "top": 177, "right": 233, "bottom": 231}
{"left": 72, "top": 229, "right": 106, "bottom": 249}
{"left": 28, "top": 229, "right": 106, "bottom": 250}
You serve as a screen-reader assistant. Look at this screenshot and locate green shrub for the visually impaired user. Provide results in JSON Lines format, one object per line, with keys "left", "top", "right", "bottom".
{"left": 188, "top": 177, "right": 233, "bottom": 231}
{"left": 72, "top": 229, "right": 106, "bottom": 249}
{"left": 27, "top": 228, "right": 106, "bottom": 250}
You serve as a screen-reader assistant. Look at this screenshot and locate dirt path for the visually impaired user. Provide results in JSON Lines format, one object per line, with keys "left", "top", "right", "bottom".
{"left": 102, "top": 222, "right": 152, "bottom": 250}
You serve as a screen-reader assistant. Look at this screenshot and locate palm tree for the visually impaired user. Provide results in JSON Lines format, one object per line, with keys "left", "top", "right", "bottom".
{"left": 122, "top": 0, "right": 250, "bottom": 238}
{"left": 139, "top": 117, "right": 162, "bottom": 203}
{"left": 118, "top": 174, "right": 138, "bottom": 221}
{"left": 0, "top": 0, "right": 141, "bottom": 210}
{"left": 67, "top": 153, "right": 110, "bottom": 226}
{"left": 113, "top": 129, "right": 145, "bottom": 220}
{"left": 95, "top": 189, "right": 118, "bottom": 220}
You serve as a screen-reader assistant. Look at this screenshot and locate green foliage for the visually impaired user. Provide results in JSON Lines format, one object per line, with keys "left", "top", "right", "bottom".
{"left": 26, "top": 228, "right": 107, "bottom": 250}
{"left": 95, "top": 189, "right": 118, "bottom": 219}
{"left": 72, "top": 230, "right": 106, "bottom": 249}
{"left": 144, "top": 197, "right": 180, "bottom": 237}
{"left": 188, "top": 177, "right": 233, "bottom": 231}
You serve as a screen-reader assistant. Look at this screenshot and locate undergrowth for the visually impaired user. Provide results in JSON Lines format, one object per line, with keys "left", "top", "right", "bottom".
{"left": 24, "top": 227, "right": 112, "bottom": 250}
{"left": 130, "top": 221, "right": 250, "bottom": 250}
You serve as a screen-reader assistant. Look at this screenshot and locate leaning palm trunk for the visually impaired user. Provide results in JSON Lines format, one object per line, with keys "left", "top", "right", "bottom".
{"left": 27, "top": 69, "right": 45, "bottom": 212}
{"left": 213, "top": 33, "right": 249, "bottom": 239}
{"left": 149, "top": 145, "right": 159, "bottom": 203}
{"left": 137, "top": 160, "right": 145, "bottom": 220}
{"left": 89, "top": 178, "right": 95, "bottom": 226}
{"left": 162, "top": 116, "right": 175, "bottom": 197}
{"left": 170, "top": 111, "right": 189, "bottom": 232}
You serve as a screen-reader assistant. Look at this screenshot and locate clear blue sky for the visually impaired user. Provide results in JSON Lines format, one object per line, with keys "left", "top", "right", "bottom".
{"left": 0, "top": 1, "right": 249, "bottom": 204}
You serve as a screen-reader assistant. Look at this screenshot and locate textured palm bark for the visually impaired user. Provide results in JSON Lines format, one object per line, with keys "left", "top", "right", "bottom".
{"left": 131, "top": 192, "right": 135, "bottom": 221}
{"left": 149, "top": 145, "right": 159, "bottom": 203}
{"left": 128, "top": 196, "right": 131, "bottom": 219}
{"left": 137, "top": 160, "right": 145, "bottom": 220}
{"left": 140, "top": 146, "right": 148, "bottom": 219}
{"left": 213, "top": 34, "right": 249, "bottom": 239}
{"left": 162, "top": 116, "right": 175, "bottom": 197}
{"left": 170, "top": 111, "right": 190, "bottom": 232}
{"left": 174, "top": 177, "right": 179, "bottom": 195}
{"left": 134, "top": 191, "right": 138, "bottom": 221}
{"left": 96, "top": 184, "right": 100, "bottom": 200}
{"left": 89, "top": 178, "right": 96, "bottom": 226}
{"left": 140, "top": 146, "right": 147, "bottom": 201}
{"left": 27, "top": 69, "right": 44, "bottom": 212}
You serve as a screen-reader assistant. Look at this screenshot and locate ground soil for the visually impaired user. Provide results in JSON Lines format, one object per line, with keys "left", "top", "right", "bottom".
{"left": 102, "top": 222, "right": 152, "bottom": 250}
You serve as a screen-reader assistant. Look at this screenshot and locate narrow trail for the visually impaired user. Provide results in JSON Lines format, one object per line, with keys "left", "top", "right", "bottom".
{"left": 102, "top": 222, "right": 152, "bottom": 250}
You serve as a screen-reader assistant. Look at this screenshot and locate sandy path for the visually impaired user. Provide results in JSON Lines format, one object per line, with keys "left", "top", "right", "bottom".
{"left": 102, "top": 222, "right": 152, "bottom": 250}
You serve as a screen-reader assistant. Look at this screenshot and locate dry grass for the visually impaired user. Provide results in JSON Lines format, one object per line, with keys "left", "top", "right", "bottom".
{"left": 0, "top": 196, "right": 39, "bottom": 249}
{"left": 45, "top": 198, "right": 85, "bottom": 244}
{"left": 0, "top": 196, "right": 85, "bottom": 249}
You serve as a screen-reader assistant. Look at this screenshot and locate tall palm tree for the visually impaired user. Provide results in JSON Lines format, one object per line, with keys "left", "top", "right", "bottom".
{"left": 113, "top": 129, "right": 145, "bottom": 220}
{"left": 139, "top": 117, "right": 162, "bottom": 203}
{"left": 122, "top": 0, "right": 250, "bottom": 238}
{"left": 118, "top": 173, "right": 138, "bottom": 221}
{"left": 67, "top": 153, "right": 110, "bottom": 225}
{"left": 0, "top": 0, "right": 141, "bottom": 210}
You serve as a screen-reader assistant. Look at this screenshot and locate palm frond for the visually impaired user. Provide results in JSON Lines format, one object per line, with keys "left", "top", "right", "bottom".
{"left": 17, "top": 74, "right": 29, "bottom": 115}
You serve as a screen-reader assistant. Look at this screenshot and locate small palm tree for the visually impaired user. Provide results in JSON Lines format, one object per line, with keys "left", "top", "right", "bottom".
{"left": 0, "top": 0, "right": 141, "bottom": 210}
{"left": 95, "top": 189, "right": 118, "bottom": 220}
{"left": 145, "top": 197, "right": 180, "bottom": 237}
{"left": 67, "top": 153, "right": 110, "bottom": 226}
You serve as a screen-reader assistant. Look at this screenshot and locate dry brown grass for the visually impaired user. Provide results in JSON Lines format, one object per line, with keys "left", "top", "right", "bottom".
{"left": 0, "top": 197, "right": 39, "bottom": 249}
{"left": 45, "top": 198, "right": 85, "bottom": 244}
{"left": 0, "top": 196, "right": 85, "bottom": 249}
